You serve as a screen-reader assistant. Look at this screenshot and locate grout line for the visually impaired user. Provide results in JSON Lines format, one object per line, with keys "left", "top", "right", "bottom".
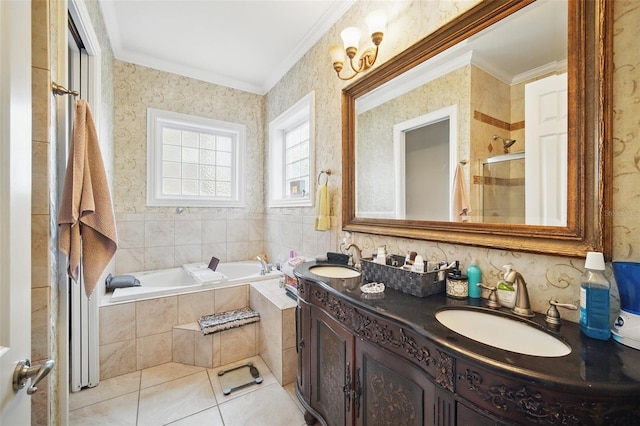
{"left": 139, "top": 367, "right": 208, "bottom": 390}
{"left": 135, "top": 370, "right": 142, "bottom": 426}
{"left": 205, "top": 368, "right": 220, "bottom": 406}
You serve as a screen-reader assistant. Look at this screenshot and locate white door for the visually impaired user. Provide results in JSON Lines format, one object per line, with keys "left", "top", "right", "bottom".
{"left": 525, "top": 73, "right": 568, "bottom": 226}
{"left": 0, "top": 0, "right": 33, "bottom": 424}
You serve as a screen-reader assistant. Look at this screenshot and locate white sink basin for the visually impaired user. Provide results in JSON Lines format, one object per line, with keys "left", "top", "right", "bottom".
{"left": 309, "top": 265, "right": 361, "bottom": 279}
{"left": 436, "top": 308, "right": 571, "bottom": 357}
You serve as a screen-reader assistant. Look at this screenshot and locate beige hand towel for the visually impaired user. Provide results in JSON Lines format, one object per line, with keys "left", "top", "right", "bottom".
{"left": 452, "top": 163, "right": 471, "bottom": 222}
{"left": 314, "top": 183, "right": 330, "bottom": 231}
{"left": 58, "top": 100, "right": 118, "bottom": 297}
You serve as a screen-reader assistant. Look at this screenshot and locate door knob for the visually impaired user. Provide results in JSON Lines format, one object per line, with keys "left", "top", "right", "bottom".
{"left": 13, "top": 359, "right": 55, "bottom": 395}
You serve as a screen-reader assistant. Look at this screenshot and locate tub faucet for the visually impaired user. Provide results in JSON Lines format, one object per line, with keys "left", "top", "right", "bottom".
{"left": 504, "top": 269, "right": 535, "bottom": 317}
{"left": 344, "top": 243, "right": 363, "bottom": 270}
{"left": 256, "top": 256, "right": 271, "bottom": 275}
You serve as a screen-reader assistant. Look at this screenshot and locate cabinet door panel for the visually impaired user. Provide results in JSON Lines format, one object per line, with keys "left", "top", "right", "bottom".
{"left": 356, "top": 339, "right": 435, "bottom": 426}
{"left": 311, "top": 306, "right": 355, "bottom": 426}
{"left": 297, "top": 300, "right": 311, "bottom": 403}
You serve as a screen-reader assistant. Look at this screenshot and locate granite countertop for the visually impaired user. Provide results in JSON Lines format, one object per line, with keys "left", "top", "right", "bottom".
{"left": 295, "top": 262, "right": 640, "bottom": 396}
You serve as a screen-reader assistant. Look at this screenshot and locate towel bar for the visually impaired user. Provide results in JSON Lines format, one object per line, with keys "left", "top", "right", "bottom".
{"left": 52, "top": 82, "right": 79, "bottom": 97}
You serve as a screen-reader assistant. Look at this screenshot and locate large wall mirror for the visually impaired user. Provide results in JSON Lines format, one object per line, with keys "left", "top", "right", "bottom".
{"left": 342, "top": 0, "right": 612, "bottom": 258}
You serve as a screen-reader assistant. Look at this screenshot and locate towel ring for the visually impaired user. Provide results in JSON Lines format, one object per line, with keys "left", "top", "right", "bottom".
{"left": 317, "top": 170, "right": 331, "bottom": 185}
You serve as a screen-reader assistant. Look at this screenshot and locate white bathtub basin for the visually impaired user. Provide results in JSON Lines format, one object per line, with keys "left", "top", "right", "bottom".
{"left": 108, "top": 261, "right": 281, "bottom": 303}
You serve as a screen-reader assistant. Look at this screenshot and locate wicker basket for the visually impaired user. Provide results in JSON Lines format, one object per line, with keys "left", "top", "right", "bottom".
{"left": 361, "top": 257, "right": 449, "bottom": 298}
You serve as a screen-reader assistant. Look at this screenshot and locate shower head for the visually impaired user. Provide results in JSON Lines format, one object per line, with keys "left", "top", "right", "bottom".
{"left": 492, "top": 135, "right": 517, "bottom": 150}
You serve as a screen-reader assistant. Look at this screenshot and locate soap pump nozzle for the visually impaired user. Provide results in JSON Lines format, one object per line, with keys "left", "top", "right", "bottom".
{"left": 502, "top": 264, "right": 512, "bottom": 280}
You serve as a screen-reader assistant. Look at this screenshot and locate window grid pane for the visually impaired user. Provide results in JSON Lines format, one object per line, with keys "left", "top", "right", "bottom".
{"left": 160, "top": 125, "right": 237, "bottom": 198}
{"left": 284, "top": 122, "right": 310, "bottom": 197}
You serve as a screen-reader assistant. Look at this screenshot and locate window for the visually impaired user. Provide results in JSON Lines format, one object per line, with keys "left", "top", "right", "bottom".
{"left": 147, "top": 108, "right": 245, "bottom": 207}
{"left": 269, "top": 91, "right": 315, "bottom": 207}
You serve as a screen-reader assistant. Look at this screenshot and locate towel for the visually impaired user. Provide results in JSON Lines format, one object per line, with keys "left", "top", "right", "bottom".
{"left": 452, "top": 163, "right": 471, "bottom": 222}
{"left": 314, "top": 183, "right": 330, "bottom": 231}
{"left": 58, "top": 100, "right": 118, "bottom": 297}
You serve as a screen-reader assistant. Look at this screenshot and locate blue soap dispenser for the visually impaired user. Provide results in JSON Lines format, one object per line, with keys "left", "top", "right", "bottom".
{"left": 467, "top": 259, "right": 482, "bottom": 299}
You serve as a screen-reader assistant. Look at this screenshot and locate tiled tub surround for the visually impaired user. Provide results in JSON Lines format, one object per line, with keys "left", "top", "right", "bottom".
{"left": 99, "top": 283, "right": 250, "bottom": 379}
{"left": 99, "top": 279, "right": 297, "bottom": 386}
{"left": 114, "top": 212, "right": 267, "bottom": 274}
{"left": 172, "top": 279, "right": 297, "bottom": 386}
{"left": 249, "top": 280, "right": 297, "bottom": 386}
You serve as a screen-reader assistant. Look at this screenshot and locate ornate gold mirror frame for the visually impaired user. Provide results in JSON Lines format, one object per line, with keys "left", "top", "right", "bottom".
{"left": 342, "top": 0, "right": 611, "bottom": 258}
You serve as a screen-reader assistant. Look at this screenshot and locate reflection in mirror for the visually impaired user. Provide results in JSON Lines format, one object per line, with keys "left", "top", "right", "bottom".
{"left": 355, "top": 0, "right": 567, "bottom": 225}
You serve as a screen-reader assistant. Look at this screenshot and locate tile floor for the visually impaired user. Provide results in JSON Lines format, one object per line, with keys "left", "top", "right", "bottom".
{"left": 69, "top": 356, "right": 307, "bottom": 426}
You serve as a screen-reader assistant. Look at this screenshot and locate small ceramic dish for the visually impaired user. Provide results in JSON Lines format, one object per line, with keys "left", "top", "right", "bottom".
{"left": 360, "top": 282, "right": 385, "bottom": 294}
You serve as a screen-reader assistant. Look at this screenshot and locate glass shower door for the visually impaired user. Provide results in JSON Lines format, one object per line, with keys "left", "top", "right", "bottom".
{"left": 482, "top": 153, "right": 525, "bottom": 224}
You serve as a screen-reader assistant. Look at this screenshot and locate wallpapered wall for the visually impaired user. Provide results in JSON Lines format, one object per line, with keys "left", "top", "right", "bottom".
{"left": 110, "top": 0, "right": 640, "bottom": 322}
{"left": 263, "top": 0, "right": 640, "bottom": 322}
{"left": 356, "top": 66, "right": 471, "bottom": 218}
{"left": 112, "top": 61, "right": 266, "bottom": 272}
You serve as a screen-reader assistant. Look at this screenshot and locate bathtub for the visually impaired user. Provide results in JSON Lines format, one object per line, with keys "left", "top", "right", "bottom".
{"left": 107, "top": 261, "right": 281, "bottom": 303}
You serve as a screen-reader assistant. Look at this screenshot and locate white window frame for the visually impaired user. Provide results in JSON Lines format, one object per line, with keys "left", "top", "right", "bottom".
{"left": 147, "top": 108, "right": 246, "bottom": 207}
{"left": 269, "top": 91, "right": 315, "bottom": 208}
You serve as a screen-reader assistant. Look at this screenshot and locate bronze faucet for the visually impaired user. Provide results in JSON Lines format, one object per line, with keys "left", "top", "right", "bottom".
{"left": 344, "top": 243, "right": 363, "bottom": 270}
{"left": 504, "top": 269, "right": 535, "bottom": 317}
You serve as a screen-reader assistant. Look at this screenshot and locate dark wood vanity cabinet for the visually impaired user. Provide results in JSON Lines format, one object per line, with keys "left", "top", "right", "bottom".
{"left": 296, "top": 276, "right": 488, "bottom": 426}
{"left": 295, "top": 271, "right": 640, "bottom": 426}
{"left": 307, "top": 304, "right": 437, "bottom": 426}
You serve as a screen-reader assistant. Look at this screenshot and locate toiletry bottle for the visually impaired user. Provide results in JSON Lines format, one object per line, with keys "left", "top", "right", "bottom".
{"left": 446, "top": 262, "right": 468, "bottom": 299}
{"left": 412, "top": 255, "right": 425, "bottom": 273}
{"left": 496, "top": 265, "right": 516, "bottom": 308}
{"left": 467, "top": 259, "right": 482, "bottom": 299}
{"left": 580, "top": 252, "right": 611, "bottom": 340}
{"left": 376, "top": 246, "right": 387, "bottom": 265}
{"left": 403, "top": 252, "right": 411, "bottom": 268}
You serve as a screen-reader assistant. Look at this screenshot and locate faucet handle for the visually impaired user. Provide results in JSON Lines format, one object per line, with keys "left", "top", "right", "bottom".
{"left": 478, "top": 283, "right": 500, "bottom": 308}
{"left": 545, "top": 299, "right": 578, "bottom": 326}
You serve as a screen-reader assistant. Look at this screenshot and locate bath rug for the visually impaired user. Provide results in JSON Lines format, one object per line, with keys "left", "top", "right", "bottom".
{"left": 198, "top": 307, "right": 260, "bottom": 335}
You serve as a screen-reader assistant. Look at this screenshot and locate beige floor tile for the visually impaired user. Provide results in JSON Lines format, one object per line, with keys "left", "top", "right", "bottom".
{"left": 137, "top": 371, "right": 217, "bottom": 426}
{"left": 140, "top": 362, "right": 206, "bottom": 389}
{"left": 217, "top": 382, "right": 305, "bottom": 426}
{"left": 69, "top": 391, "right": 139, "bottom": 426}
{"left": 284, "top": 382, "right": 306, "bottom": 414}
{"left": 69, "top": 371, "right": 141, "bottom": 410}
{"left": 167, "top": 406, "right": 225, "bottom": 425}
{"left": 68, "top": 357, "right": 304, "bottom": 426}
{"left": 208, "top": 356, "right": 277, "bottom": 402}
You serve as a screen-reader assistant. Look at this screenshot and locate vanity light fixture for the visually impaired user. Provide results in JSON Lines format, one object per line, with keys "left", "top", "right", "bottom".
{"left": 329, "top": 10, "right": 386, "bottom": 81}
